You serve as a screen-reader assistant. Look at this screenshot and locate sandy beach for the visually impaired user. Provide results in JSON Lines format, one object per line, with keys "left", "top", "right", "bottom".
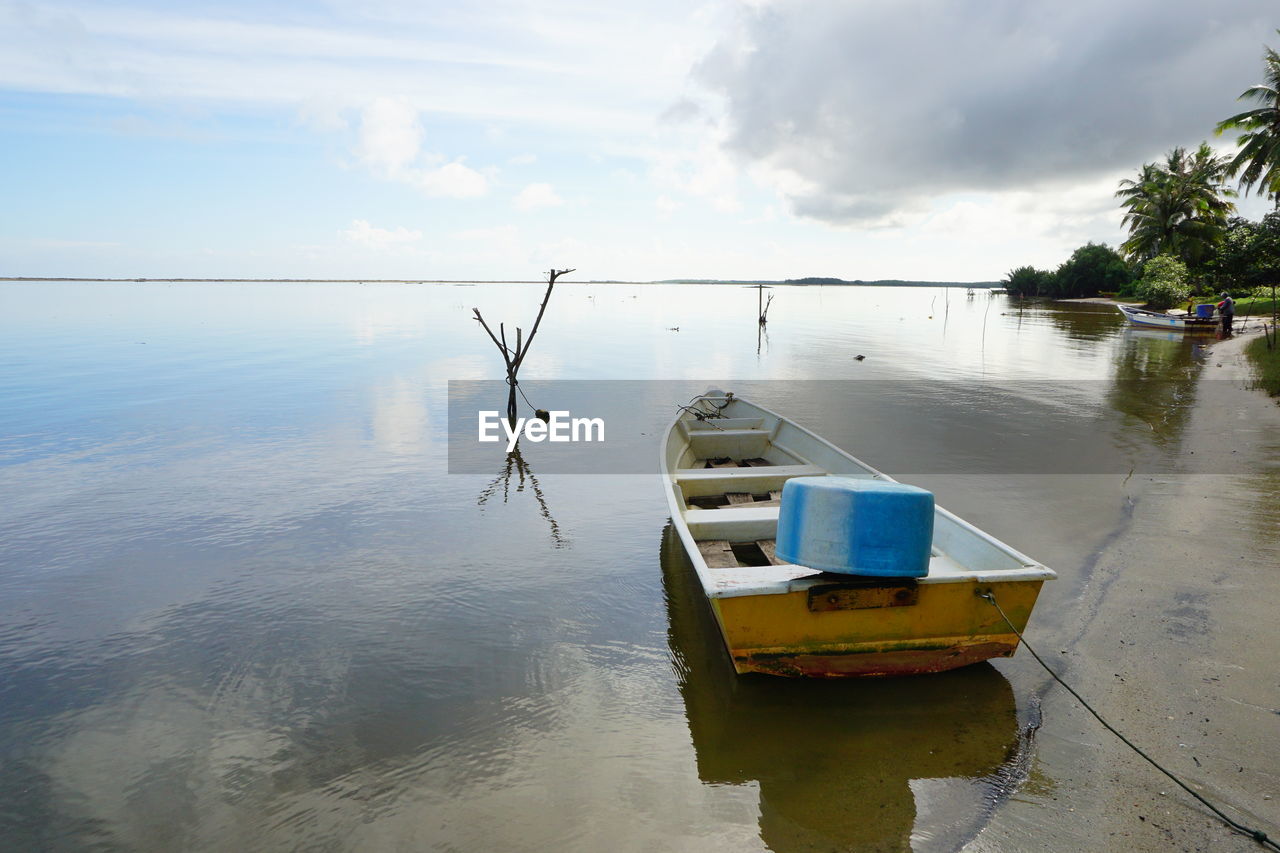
{"left": 978, "top": 328, "right": 1280, "bottom": 851}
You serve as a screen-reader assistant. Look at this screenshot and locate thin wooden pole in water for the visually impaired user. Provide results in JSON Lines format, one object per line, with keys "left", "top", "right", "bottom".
{"left": 981, "top": 295, "right": 992, "bottom": 375}
{"left": 756, "top": 282, "right": 772, "bottom": 325}
{"left": 981, "top": 296, "right": 992, "bottom": 349}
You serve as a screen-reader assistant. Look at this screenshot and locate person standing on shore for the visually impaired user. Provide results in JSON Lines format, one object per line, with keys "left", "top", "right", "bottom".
{"left": 1217, "top": 291, "right": 1235, "bottom": 336}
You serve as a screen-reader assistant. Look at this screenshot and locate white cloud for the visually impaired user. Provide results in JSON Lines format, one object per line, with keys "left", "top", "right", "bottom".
{"left": 348, "top": 99, "right": 490, "bottom": 197}
{"left": 649, "top": 136, "right": 742, "bottom": 212}
{"left": 508, "top": 153, "right": 537, "bottom": 165}
{"left": 923, "top": 181, "right": 1122, "bottom": 244}
{"left": 412, "top": 161, "right": 489, "bottom": 198}
{"left": 354, "top": 97, "right": 423, "bottom": 175}
{"left": 341, "top": 219, "right": 423, "bottom": 250}
{"left": 693, "top": 0, "right": 1278, "bottom": 225}
{"left": 513, "top": 183, "right": 564, "bottom": 211}
{"left": 0, "top": 2, "right": 701, "bottom": 132}
{"left": 742, "top": 205, "right": 777, "bottom": 225}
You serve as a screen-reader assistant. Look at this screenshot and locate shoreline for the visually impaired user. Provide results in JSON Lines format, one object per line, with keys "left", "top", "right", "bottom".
{"left": 979, "top": 329, "right": 1280, "bottom": 850}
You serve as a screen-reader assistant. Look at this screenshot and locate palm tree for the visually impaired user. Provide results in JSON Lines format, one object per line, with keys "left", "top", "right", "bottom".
{"left": 1215, "top": 35, "right": 1280, "bottom": 207}
{"left": 1115, "top": 144, "right": 1236, "bottom": 265}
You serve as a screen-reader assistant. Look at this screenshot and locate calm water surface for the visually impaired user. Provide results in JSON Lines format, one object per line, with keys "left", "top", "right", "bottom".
{"left": 0, "top": 282, "right": 1227, "bottom": 850}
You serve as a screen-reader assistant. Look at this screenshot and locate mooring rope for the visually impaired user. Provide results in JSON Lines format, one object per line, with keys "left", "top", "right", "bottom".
{"left": 674, "top": 404, "right": 727, "bottom": 428}
{"left": 673, "top": 393, "right": 735, "bottom": 428}
{"left": 978, "top": 590, "right": 1279, "bottom": 850}
{"left": 504, "top": 375, "right": 539, "bottom": 414}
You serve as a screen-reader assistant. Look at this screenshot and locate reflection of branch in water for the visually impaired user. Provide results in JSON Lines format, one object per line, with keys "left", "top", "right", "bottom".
{"left": 476, "top": 442, "right": 567, "bottom": 548}
{"left": 756, "top": 322, "right": 770, "bottom": 356}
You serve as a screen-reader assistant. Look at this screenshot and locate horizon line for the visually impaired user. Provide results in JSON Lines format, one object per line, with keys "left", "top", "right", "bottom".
{"left": 0, "top": 277, "right": 1002, "bottom": 286}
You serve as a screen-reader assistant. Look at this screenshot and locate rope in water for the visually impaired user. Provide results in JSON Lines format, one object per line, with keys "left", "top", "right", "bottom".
{"left": 979, "top": 591, "right": 1279, "bottom": 850}
{"left": 504, "top": 375, "right": 539, "bottom": 414}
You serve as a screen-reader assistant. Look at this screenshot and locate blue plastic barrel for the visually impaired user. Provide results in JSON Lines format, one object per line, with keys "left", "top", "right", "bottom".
{"left": 776, "top": 476, "right": 934, "bottom": 577}
{"left": 1196, "top": 303, "right": 1215, "bottom": 319}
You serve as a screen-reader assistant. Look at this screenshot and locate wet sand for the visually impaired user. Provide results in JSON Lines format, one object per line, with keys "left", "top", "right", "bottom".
{"left": 977, "top": 329, "right": 1280, "bottom": 851}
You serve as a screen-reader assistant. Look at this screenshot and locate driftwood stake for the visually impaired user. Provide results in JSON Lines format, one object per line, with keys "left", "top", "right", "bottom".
{"left": 473, "top": 268, "right": 575, "bottom": 422}
{"left": 757, "top": 282, "right": 773, "bottom": 325}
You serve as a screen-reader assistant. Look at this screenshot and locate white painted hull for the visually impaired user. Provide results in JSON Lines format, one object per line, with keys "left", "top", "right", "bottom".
{"left": 1117, "top": 303, "right": 1216, "bottom": 331}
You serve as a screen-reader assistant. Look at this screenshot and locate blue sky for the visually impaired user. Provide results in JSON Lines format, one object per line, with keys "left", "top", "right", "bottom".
{"left": 2, "top": 0, "right": 1277, "bottom": 281}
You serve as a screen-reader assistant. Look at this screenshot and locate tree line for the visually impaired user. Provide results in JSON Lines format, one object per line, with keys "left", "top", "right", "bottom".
{"left": 1005, "top": 34, "right": 1280, "bottom": 309}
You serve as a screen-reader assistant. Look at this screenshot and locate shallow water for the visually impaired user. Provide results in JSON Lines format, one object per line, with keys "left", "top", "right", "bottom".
{"left": 0, "top": 281, "right": 1237, "bottom": 850}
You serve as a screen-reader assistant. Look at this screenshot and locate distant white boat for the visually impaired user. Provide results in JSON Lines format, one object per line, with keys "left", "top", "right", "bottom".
{"left": 1117, "top": 303, "right": 1217, "bottom": 332}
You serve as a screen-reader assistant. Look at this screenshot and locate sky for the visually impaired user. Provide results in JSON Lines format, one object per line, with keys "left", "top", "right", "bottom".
{"left": 1, "top": 0, "right": 1278, "bottom": 282}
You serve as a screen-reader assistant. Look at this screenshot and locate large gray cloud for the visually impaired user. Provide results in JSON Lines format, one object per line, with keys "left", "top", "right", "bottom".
{"left": 692, "top": 0, "right": 1277, "bottom": 224}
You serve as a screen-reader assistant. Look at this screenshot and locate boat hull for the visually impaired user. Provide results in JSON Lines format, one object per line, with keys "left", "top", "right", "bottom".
{"left": 710, "top": 577, "right": 1046, "bottom": 677}
{"left": 1126, "top": 313, "right": 1185, "bottom": 329}
{"left": 660, "top": 392, "right": 1056, "bottom": 678}
{"left": 1117, "top": 304, "right": 1217, "bottom": 332}
{"left": 716, "top": 573, "right": 1044, "bottom": 676}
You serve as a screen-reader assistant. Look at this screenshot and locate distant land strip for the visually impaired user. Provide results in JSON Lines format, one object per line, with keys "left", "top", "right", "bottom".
{"left": 1, "top": 277, "right": 1001, "bottom": 287}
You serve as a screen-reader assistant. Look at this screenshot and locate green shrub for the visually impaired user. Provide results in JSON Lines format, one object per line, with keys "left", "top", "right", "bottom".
{"left": 1136, "top": 255, "right": 1190, "bottom": 309}
{"left": 1003, "top": 265, "right": 1054, "bottom": 297}
{"left": 1054, "top": 243, "right": 1133, "bottom": 298}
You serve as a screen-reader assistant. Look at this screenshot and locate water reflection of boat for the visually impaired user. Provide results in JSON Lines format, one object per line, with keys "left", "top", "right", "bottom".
{"left": 1123, "top": 326, "right": 1185, "bottom": 343}
{"left": 661, "top": 524, "right": 1026, "bottom": 852}
{"left": 1107, "top": 323, "right": 1206, "bottom": 452}
{"left": 1117, "top": 303, "right": 1217, "bottom": 332}
{"left": 660, "top": 392, "right": 1055, "bottom": 676}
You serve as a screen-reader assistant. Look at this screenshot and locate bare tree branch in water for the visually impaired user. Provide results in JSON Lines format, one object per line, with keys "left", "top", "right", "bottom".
{"left": 472, "top": 268, "right": 575, "bottom": 422}
{"left": 476, "top": 443, "right": 567, "bottom": 548}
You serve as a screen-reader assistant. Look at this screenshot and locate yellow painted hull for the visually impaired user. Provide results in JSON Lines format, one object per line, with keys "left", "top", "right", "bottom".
{"left": 710, "top": 579, "right": 1046, "bottom": 677}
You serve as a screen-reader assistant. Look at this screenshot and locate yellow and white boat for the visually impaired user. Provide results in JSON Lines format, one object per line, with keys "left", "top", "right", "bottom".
{"left": 660, "top": 391, "right": 1056, "bottom": 677}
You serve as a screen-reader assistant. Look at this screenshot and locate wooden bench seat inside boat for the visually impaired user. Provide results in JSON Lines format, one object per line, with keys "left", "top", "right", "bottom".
{"left": 675, "top": 462, "right": 824, "bottom": 477}
{"left": 673, "top": 464, "right": 827, "bottom": 498}
{"left": 685, "top": 505, "right": 781, "bottom": 541}
{"left": 687, "top": 430, "right": 772, "bottom": 461}
{"left": 698, "top": 538, "right": 783, "bottom": 568}
{"left": 697, "top": 535, "right": 950, "bottom": 573}
{"left": 684, "top": 417, "right": 764, "bottom": 431}
{"left": 697, "top": 456, "right": 776, "bottom": 469}
{"left": 675, "top": 461, "right": 834, "bottom": 502}
{"left": 686, "top": 490, "right": 783, "bottom": 510}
